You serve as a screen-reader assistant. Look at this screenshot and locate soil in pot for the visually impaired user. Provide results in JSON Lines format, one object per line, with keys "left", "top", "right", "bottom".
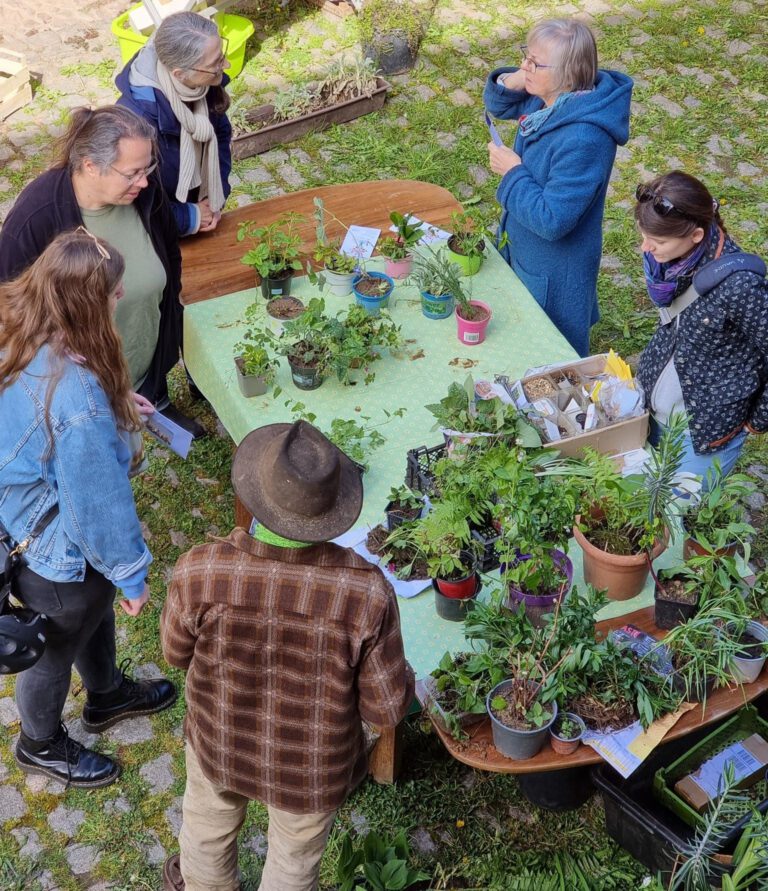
{"left": 487, "top": 679, "right": 558, "bottom": 760}
{"left": 234, "top": 356, "right": 269, "bottom": 398}
{"left": 365, "top": 524, "right": 429, "bottom": 580}
{"left": 568, "top": 693, "right": 635, "bottom": 732}
{"left": 654, "top": 574, "right": 699, "bottom": 630}
{"left": 260, "top": 268, "right": 293, "bottom": 300}
{"left": 446, "top": 235, "right": 484, "bottom": 276}
{"left": 267, "top": 296, "right": 304, "bottom": 320}
{"left": 729, "top": 621, "right": 768, "bottom": 684}
{"left": 550, "top": 712, "right": 586, "bottom": 756}
{"left": 354, "top": 275, "right": 392, "bottom": 297}
{"left": 287, "top": 348, "right": 324, "bottom": 391}
{"left": 456, "top": 300, "right": 492, "bottom": 345}
{"left": 384, "top": 499, "right": 422, "bottom": 531}
{"left": 423, "top": 675, "right": 485, "bottom": 736}
{"left": 735, "top": 630, "right": 766, "bottom": 658}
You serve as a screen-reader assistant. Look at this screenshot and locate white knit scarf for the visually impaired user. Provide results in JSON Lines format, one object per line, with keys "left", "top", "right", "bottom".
{"left": 155, "top": 60, "right": 225, "bottom": 213}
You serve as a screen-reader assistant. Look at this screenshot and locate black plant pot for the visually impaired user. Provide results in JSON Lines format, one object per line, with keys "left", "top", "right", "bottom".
{"left": 288, "top": 358, "right": 323, "bottom": 391}
{"left": 363, "top": 32, "right": 419, "bottom": 75}
{"left": 432, "top": 578, "right": 480, "bottom": 622}
{"left": 654, "top": 573, "right": 699, "bottom": 631}
{"left": 517, "top": 765, "right": 593, "bottom": 811}
{"left": 260, "top": 269, "right": 293, "bottom": 301}
{"left": 384, "top": 500, "right": 422, "bottom": 532}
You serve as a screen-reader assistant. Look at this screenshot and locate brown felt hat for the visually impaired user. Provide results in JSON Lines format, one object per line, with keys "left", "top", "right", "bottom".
{"left": 231, "top": 420, "right": 363, "bottom": 542}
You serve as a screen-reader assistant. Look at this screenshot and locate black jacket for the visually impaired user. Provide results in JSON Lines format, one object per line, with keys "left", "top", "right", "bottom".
{"left": 0, "top": 167, "right": 182, "bottom": 404}
{"left": 637, "top": 232, "right": 768, "bottom": 453}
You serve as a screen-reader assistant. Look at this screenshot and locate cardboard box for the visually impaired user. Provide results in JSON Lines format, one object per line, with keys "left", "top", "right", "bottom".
{"left": 0, "top": 49, "right": 32, "bottom": 121}
{"left": 674, "top": 733, "right": 768, "bottom": 813}
{"left": 505, "top": 354, "right": 649, "bottom": 459}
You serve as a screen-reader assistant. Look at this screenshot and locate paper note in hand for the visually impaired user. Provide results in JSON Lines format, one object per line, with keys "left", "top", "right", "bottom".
{"left": 144, "top": 411, "right": 194, "bottom": 459}
{"left": 485, "top": 111, "right": 504, "bottom": 147}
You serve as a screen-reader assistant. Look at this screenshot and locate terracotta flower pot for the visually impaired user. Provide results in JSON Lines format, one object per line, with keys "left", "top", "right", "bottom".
{"left": 682, "top": 536, "right": 739, "bottom": 561}
{"left": 572, "top": 515, "right": 667, "bottom": 601}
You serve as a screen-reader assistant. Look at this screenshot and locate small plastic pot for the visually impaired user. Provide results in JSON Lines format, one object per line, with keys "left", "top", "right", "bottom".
{"left": 447, "top": 237, "right": 484, "bottom": 276}
{"left": 352, "top": 271, "right": 394, "bottom": 316}
{"left": 432, "top": 578, "right": 480, "bottom": 622}
{"left": 422, "top": 676, "right": 485, "bottom": 736}
{"left": 266, "top": 296, "right": 305, "bottom": 335}
{"left": 456, "top": 300, "right": 492, "bottom": 345}
{"left": 234, "top": 357, "right": 269, "bottom": 397}
{"left": 434, "top": 552, "right": 478, "bottom": 599}
{"left": 260, "top": 268, "right": 293, "bottom": 301}
{"left": 384, "top": 255, "right": 412, "bottom": 279}
{"left": 323, "top": 268, "right": 356, "bottom": 298}
{"left": 727, "top": 621, "right": 768, "bottom": 684}
{"left": 654, "top": 572, "right": 699, "bottom": 631}
{"left": 287, "top": 357, "right": 323, "bottom": 391}
{"left": 420, "top": 290, "right": 455, "bottom": 320}
{"left": 384, "top": 500, "right": 423, "bottom": 531}
{"left": 504, "top": 549, "right": 573, "bottom": 628}
{"left": 550, "top": 712, "right": 586, "bottom": 756}
{"left": 487, "top": 679, "right": 558, "bottom": 761}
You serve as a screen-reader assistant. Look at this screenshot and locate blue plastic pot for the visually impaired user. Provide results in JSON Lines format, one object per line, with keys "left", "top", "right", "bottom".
{"left": 352, "top": 272, "right": 394, "bottom": 316}
{"left": 420, "top": 290, "right": 455, "bottom": 319}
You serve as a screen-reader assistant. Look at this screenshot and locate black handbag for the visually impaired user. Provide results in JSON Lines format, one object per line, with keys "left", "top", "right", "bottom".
{"left": 0, "top": 511, "right": 55, "bottom": 674}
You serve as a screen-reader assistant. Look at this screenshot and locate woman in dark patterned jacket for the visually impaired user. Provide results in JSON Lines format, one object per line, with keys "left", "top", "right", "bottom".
{"left": 635, "top": 170, "right": 768, "bottom": 479}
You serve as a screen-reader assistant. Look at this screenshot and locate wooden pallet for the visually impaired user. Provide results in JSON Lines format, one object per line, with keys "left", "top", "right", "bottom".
{"left": 0, "top": 49, "right": 32, "bottom": 121}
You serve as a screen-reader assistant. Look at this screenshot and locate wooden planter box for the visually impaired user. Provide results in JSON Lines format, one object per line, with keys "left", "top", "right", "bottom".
{"left": 231, "top": 77, "right": 390, "bottom": 160}
{"left": 0, "top": 50, "right": 32, "bottom": 121}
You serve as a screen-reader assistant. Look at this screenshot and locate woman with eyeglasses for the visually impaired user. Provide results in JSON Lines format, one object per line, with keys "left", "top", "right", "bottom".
{"left": 635, "top": 170, "right": 768, "bottom": 478}
{"left": 483, "top": 18, "right": 632, "bottom": 356}
{"left": 0, "top": 231, "right": 176, "bottom": 788}
{"left": 0, "top": 104, "right": 202, "bottom": 435}
{"left": 116, "top": 11, "right": 232, "bottom": 237}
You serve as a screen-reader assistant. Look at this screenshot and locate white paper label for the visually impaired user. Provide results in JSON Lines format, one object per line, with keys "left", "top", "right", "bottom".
{"left": 690, "top": 742, "right": 763, "bottom": 799}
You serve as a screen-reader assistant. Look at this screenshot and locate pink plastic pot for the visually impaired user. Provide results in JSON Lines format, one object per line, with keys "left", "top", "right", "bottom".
{"left": 456, "top": 300, "right": 492, "bottom": 345}
{"left": 384, "top": 256, "right": 412, "bottom": 279}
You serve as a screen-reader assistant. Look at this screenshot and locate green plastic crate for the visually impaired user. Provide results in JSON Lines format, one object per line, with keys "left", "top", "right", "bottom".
{"left": 653, "top": 705, "right": 768, "bottom": 830}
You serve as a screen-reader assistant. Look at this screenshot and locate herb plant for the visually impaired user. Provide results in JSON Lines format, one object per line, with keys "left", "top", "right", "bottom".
{"left": 237, "top": 212, "right": 305, "bottom": 279}
{"left": 683, "top": 461, "right": 755, "bottom": 552}
{"left": 409, "top": 246, "right": 466, "bottom": 299}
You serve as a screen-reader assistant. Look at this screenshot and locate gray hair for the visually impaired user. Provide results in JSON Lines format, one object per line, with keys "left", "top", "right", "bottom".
{"left": 527, "top": 18, "right": 598, "bottom": 94}
{"left": 55, "top": 105, "right": 156, "bottom": 173}
{"left": 154, "top": 11, "right": 220, "bottom": 72}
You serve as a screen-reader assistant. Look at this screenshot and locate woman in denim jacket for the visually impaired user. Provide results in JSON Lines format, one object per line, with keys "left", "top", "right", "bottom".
{"left": 0, "top": 231, "right": 176, "bottom": 788}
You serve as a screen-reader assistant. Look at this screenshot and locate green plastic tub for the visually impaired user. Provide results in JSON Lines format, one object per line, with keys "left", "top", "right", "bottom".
{"left": 111, "top": 8, "right": 254, "bottom": 77}
{"left": 653, "top": 705, "right": 768, "bottom": 830}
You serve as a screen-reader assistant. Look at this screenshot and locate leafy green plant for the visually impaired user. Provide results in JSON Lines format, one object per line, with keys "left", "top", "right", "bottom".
{"left": 234, "top": 314, "right": 279, "bottom": 382}
{"left": 683, "top": 461, "right": 755, "bottom": 552}
{"left": 386, "top": 485, "right": 422, "bottom": 513}
{"left": 237, "top": 212, "right": 305, "bottom": 279}
{"left": 379, "top": 212, "right": 423, "bottom": 260}
{"left": 428, "top": 650, "right": 506, "bottom": 740}
{"left": 448, "top": 210, "right": 492, "bottom": 258}
{"left": 408, "top": 245, "right": 466, "bottom": 298}
{"left": 336, "top": 829, "right": 429, "bottom": 891}
{"left": 314, "top": 240, "right": 358, "bottom": 274}
{"left": 553, "top": 714, "right": 582, "bottom": 740}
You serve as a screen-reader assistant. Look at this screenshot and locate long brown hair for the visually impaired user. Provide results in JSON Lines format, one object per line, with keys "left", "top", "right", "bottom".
{"left": 0, "top": 230, "right": 139, "bottom": 433}
{"left": 635, "top": 170, "right": 727, "bottom": 238}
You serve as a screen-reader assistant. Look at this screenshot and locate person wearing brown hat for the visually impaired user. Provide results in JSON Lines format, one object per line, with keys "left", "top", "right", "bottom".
{"left": 160, "top": 420, "right": 414, "bottom": 891}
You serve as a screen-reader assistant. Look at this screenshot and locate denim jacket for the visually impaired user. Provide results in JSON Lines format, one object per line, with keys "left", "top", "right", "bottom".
{"left": 0, "top": 347, "right": 152, "bottom": 597}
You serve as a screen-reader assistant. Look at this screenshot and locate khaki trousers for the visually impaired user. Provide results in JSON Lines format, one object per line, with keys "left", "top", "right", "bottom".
{"left": 179, "top": 743, "right": 337, "bottom": 891}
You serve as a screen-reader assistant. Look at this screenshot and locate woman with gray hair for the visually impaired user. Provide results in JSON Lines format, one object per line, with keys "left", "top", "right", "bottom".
{"left": 484, "top": 18, "right": 633, "bottom": 356}
{"left": 117, "top": 11, "right": 232, "bottom": 237}
{"left": 0, "top": 105, "right": 202, "bottom": 436}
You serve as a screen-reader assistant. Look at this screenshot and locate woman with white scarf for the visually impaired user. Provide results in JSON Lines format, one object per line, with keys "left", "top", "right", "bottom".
{"left": 117, "top": 11, "right": 232, "bottom": 237}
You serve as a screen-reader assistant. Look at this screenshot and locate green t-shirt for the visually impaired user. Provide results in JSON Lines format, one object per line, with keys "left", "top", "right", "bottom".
{"left": 81, "top": 204, "right": 167, "bottom": 388}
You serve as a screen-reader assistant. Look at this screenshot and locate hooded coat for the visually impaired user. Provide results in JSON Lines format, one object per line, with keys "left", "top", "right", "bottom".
{"left": 484, "top": 68, "right": 633, "bottom": 356}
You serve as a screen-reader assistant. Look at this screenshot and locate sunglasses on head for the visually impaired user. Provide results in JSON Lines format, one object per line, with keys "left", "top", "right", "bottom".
{"left": 635, "top": 185, "right": 698, "bottom": 221}
{"left": 75, "top": 226, "right": 111, "bottom": 283}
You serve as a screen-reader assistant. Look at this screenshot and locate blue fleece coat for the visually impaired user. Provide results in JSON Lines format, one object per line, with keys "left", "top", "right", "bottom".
{"left": 116, "top": 57, "right": 232, "bottom": 237}
{"left": 484, "top": 68, "right": 633, "bottom": 356}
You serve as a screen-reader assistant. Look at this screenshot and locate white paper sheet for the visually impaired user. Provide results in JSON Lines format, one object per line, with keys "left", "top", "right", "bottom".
{"left": 341, "top": 225, "right": 381, "bottom": 259}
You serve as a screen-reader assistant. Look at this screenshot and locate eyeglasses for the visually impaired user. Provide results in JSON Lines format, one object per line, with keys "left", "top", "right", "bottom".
{"left": 635, "top": 184, "right": 697, "bottom": 220}
{"left": 109, "top": 160, "right": 158, "bottom": 185}
{"left": 520, "top": 45, "right": 555, "bottom": 72}
{"left": 188, "top": 37, "right": 229, "bottom": 75}
{"left": 74, "top": 226, "right": 111, "bottom": 283}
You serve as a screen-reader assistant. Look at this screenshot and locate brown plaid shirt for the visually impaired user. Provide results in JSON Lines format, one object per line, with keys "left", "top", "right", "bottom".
{"left": 160, "top": 528, "right": 414, "bottom": 813}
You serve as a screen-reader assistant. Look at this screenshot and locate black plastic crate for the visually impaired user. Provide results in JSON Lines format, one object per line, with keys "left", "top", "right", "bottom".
{"left": 405, "top": 443, "right": 446, "bottom": 495}
{"left": 470, "top": 522, "right": 501, "bottom": 572}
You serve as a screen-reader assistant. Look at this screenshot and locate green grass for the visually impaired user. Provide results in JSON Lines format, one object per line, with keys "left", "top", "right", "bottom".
{"left": 1, "top": 0, "right": 768, "bottom": 886}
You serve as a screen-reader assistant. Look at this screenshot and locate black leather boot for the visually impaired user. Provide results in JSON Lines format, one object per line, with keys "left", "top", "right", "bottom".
{"left": 81, "top": 663, "right": 177, "bottom": 733}
{"left": 16, "top": 724, "right": 120, "bottom": 788}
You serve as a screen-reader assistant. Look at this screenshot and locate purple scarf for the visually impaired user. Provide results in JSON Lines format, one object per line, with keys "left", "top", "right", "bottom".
{"left": 643, "top": 224, "right": 718, "bottom": 307}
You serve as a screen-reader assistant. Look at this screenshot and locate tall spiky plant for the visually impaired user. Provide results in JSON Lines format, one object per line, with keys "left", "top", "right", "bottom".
{"left": 638, "top": 411, "right": 688, "bottom": 552}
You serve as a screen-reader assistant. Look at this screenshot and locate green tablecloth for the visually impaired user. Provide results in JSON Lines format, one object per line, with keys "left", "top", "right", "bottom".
{"left": 184, "top": 243, "right": 674, "bottom": 677}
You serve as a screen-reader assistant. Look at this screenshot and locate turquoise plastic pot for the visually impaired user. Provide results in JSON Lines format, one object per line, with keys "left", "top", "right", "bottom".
{"left": 352, "top": 272, "right": 394, "bottom": 316}
{"left": 420, "top": 290, "right": 454, "bottom": 320}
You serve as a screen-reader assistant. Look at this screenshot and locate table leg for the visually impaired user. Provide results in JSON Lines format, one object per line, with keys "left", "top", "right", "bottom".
{"left": 368, "top": 722, "right": 403, "bottom": 784}
{"left": 235, "top": 495, "right": 253, "bottom": 530}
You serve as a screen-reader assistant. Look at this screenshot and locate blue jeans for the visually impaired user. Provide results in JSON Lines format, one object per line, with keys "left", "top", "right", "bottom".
{"left": 649, "top": 417, "right": 748, "bottom": 485}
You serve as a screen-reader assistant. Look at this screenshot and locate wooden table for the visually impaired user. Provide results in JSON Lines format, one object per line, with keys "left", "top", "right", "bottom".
{"left": 180, "top": 179, "right": 462, "bottom": 305}
{"left": 179, "top": 179, "right": 465, "bottom": 782}
{"left": 421, "top": 606, "right": 768, "bottom": 773}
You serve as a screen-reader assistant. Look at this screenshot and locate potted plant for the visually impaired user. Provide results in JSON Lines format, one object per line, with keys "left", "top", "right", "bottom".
{"left": 378, "top": 211, "right": 422, "bottom": 279}
{"left": 277, "top": 298, "right": 334, "bottom": 390}
{"left": 312, "top": 242, "right": 358, "bottom": 297}
{"left": 681, "top": 462, "right": 755, "bottom": 559}
{"left": 549, "top": 712, "right": 586, "bottom": 755}
{"left": 358, "top": 0, "right": 428, "bottom": 75}
{"left": 408, "top": 247, "right": 460, "bottom": 320}
{"left": 384, "top": 484, "right": 423, "bottom": 531}
{"left": 653, "top": 566, "right": 699, "bottom": 630}
{"left": 572, "top": 417, "right": 687, "bottom": 601}
{"left": 351, "top": 269, "right": 395, "bottom": 316}
{"left": 233, "top": 327, "right": 279, "bottom": 398}
{"left": 265, "top": 295, "right": 305, "bottom": 335}
{"left": 237, "top": 212, "right": 305, "bottom": 300}
{"left": 725, "top": 618, "right": 768, "bottom": 685}
{"left": 446, "top": 210, "right": 490, "bottom": 276}
{"left": 455, "top": 285, "right": 492, "bottom": 346}
{"left": 487, "top": 660, "right": 558, "bottom": 761}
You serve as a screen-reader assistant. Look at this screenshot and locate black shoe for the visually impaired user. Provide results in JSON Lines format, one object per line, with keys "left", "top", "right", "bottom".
{"left": 15, "top": 723, "right": 120, "bottom": 789}
{"left": 81, "top": 661, "right": 177, "bottom": 733}
{"left": 161, "top": 403, "right": 207, "bottom": 440}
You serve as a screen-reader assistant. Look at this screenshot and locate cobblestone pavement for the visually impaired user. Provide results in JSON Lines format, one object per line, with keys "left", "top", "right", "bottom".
{"left": 0, "top": 0, "right": 767, "bottom": 887}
